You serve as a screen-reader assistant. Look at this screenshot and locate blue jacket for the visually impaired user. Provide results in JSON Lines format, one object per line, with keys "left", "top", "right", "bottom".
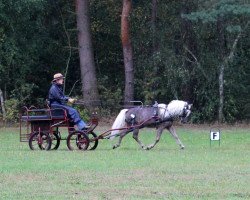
{"left": 48, "top": 83, "right": 69, "bottom": 105}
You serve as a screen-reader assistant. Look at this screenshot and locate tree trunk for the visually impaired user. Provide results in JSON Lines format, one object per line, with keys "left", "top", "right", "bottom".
{"left": 217, "top": 19, "right": 226, "bottom": 123}
{"left": 217, "top": 21, "right": 248, "bottom": 123}
{"left": 121, "top": 0, "right": 134, "bottom": 104}
{"left": 76, "top": 0, "right": 99, "bottom": 107}
{"left": 0, "top": 89, "right": 6, "bottom": 121}
{"left": 218, "top": 62, "right": 225, "bottom": 123}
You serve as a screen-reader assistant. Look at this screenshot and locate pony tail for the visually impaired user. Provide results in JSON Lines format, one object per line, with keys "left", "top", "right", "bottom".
{"left": 109, "top": 109, "right": 128, "bottom": 140}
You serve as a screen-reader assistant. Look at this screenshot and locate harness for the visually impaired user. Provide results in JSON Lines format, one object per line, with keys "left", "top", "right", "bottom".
{"left": 125, "top": 102, "right": 160, "bottom": 126}
{"left": 126, "top": 101, "right": 190, "bottom": 130}
{"left": 125, "top": 113, "right": 136, "bottom": 125}
{"left": 126, "top": 101, "right": 191, "bottom": 128}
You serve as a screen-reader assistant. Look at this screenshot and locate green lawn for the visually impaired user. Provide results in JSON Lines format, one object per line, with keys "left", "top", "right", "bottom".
{"left": 0, "top": 126, "right": 249, "bottom": 199}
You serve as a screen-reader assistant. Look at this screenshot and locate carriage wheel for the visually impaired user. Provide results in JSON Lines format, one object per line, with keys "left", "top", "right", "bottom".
{"left": 66, "top": 131, "right": 89, "bottom": 151}
{"left": 29, "top": 132, "right": 51, "bottom": 150}
{"left": 87, "top": 132, "right": 98, "bottom": 150}
{"left": 50, "top": 132, "right": 61, "bottom": 150}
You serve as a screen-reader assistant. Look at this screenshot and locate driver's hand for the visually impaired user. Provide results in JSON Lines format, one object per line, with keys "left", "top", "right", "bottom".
{"left": 68, "top": 98, "right": 77, "bottom": 104}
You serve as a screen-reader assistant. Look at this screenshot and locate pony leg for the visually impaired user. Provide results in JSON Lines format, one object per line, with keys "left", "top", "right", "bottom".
{"left": 113, "top": 130, "right": 130, "bottom": 149}
{"left": 145, "top": 128, "right": 164, "bottom": 150}
{"left": 132, "top": 129, "right": 145, "bottom": 149}
{"left": 168, "top": 126, "right": 185, "bottom": 149}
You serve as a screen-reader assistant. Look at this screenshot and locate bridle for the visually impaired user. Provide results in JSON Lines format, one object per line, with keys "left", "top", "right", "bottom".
{"left": 180, "top": 103, "right": 192, "bottom": 123}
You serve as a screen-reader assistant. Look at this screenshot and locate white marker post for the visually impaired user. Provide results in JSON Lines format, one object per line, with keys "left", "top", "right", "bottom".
{"left": 210, "top": 128, "right": 221, "bottom": 147}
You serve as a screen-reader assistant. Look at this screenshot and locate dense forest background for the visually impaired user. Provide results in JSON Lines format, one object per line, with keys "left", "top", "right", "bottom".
{"left": 0, "top": 0, "right": 249, "bottom": 123}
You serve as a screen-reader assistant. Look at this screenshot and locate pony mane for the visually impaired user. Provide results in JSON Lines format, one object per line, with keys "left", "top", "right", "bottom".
{"left": 167, "top": 100, "right": 187, "bottom": 117}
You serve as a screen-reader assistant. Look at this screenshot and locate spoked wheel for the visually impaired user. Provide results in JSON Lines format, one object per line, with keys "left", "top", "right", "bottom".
{"left": 29, "top": 132, "right": 52, "bottom": 150}
{"left": 50, "top": 132, "right": 61, "bottom": 150}
{"left": 87, "top": 131, "right": 98, "bottom": 150}
{"left": 66, "top": 131, "right": 89, "bottom": 151}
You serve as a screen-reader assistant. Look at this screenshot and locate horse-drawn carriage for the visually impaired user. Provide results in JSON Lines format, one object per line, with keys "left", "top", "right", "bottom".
{"left": 20, "top": 100, "right": 192, "bottom": 151}
{"left": 20, "top": 106, "right": 99, "bottom": 151}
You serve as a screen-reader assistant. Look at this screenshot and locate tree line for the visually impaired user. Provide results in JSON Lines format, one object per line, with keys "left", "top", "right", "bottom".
{"left": 0, "top": 0, "right": 249, "bottom": 123}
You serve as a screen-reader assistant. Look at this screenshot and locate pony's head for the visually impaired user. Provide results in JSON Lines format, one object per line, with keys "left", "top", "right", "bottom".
{"left": 167, "top": 100, "right": 192, "bottom": 123}
{"left": 180, "top": 102, "right": 192, "bottom": 123}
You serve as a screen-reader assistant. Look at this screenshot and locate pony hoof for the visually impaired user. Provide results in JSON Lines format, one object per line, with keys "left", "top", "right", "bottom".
{"left": 180, "top": 146, "right": 185, "bottom": 150}
{"left": 144, "top": 146, "right": 151, "bottom": 150}
{"left": 113, "top": 145, "right": 117, "bottom": 149}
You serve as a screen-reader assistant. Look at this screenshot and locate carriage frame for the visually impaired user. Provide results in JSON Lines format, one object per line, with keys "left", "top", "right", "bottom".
{"left": 20, "top": 106, "right": 99, "bottom": 151}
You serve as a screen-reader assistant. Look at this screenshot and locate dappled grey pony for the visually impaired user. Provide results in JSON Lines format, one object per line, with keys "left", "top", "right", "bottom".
{"left": 109, "top": 100, "right": 192, "bottom": 150}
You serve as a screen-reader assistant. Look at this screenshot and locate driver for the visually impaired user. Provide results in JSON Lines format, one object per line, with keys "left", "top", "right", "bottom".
{"left": 48, "top": 73, "right": 87, "bottom": 130}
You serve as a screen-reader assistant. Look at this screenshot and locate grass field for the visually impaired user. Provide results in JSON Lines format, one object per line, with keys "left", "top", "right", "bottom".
{"left": 0, "top": 126, "right": 249, "bottom": 199}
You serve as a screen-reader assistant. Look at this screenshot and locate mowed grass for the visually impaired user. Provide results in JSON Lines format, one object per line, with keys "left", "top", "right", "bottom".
{"left": 0, "top": 126, "right": 249, "bottom": 200}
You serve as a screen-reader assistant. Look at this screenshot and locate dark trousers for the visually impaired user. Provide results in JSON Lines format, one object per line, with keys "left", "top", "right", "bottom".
{"left": 51, "top": 103, "right": 81, "bottom": 125}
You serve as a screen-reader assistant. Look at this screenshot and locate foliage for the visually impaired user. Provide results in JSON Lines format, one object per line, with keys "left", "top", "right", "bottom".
{"left": 4, "top": 98, "right": 19, "bottom": 122}
{"left": 181, "top": 0, "right": 250, "bottom": 122}
{"left": 0, "top": 0, "right": 249, "bottom": 123}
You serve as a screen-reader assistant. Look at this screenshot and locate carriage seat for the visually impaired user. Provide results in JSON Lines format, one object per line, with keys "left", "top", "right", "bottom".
{"left": 21, "top": 115, "right": 51, "bottom": 121}
{"left": 21, "top": 108, "right": 67, "bottom": 122}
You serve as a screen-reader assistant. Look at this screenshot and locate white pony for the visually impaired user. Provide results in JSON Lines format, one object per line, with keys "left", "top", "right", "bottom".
{"left": 110, "top": 100, "right": 192, "bottom": 150}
